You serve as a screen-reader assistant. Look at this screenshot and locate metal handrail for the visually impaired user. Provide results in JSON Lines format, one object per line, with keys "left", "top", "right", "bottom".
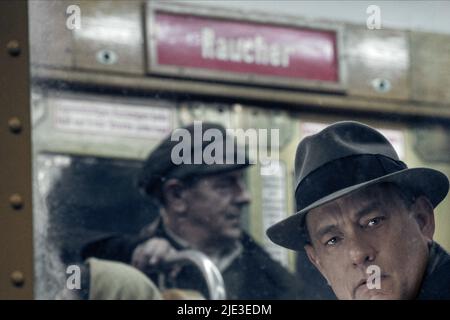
{"left": 161, "top": 250, "right": 227, "bottom": 300}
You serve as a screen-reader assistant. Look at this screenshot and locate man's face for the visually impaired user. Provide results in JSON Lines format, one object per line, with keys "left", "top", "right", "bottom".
{"left": 183, "top": 169, "right": 251, "bottom": 242}
{"left": 305, "top": 184, "right": 434, "bottom": 300}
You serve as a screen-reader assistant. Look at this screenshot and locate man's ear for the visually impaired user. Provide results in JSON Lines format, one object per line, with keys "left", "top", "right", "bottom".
{"left": 410, "top": 195, "right": 435, "bottom": 242}
{"left": 305, "top": 244, "right": 329, "bottom": 283}
{"left": 162, "top": 179, "right": 188, "bottom": 214}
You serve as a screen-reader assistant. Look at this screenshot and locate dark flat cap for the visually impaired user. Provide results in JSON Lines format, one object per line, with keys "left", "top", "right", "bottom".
{"left": 138, "top": 122, "right": 250, "bottom": 195}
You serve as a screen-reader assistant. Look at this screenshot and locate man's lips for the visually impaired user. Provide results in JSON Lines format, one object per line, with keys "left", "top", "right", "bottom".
{"left": 354, "top": 274, "right": 388, "bottom": 296}
{"left": 356, "top": 278, "right": 368, "bottom": 289}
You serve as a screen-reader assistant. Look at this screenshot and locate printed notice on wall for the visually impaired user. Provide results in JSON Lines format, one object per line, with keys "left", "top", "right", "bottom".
{"left": 53, "top": 98, "right": 173, "bottom": 140}
{"left": 261, "top": 160, "right": 289, "bottom": 268}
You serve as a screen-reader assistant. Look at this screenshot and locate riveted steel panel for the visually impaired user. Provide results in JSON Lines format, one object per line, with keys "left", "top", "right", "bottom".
{"left": 410, "top": 31, "right": 450, "bottom": 105}
{"left": 72, "top": 0, "right": 145, "bottom": 75}
{"left": 0, "top": 1, "right": 34, "bottom": 299}
{"left": 29, "top": 0, "right": 74, "bottom": 68}
{"left": 344, "top": 25, "right": 410, "bottom": 101}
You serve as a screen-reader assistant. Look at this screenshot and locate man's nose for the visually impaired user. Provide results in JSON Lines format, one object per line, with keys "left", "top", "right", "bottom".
{"left": 234, "top": 180, "right": 251, "bottom": 205}
{"left": 347, "top": 236, "right": 376, "bottom": 268}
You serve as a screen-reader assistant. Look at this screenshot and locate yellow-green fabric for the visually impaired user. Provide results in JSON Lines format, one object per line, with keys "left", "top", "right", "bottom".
{"left": 87, "top": 258, "right": 162, "bottom": 300}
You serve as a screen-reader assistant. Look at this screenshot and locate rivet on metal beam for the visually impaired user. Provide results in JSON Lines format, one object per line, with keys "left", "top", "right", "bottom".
{"left": 10, "top": 193, "right": 23, "bottom": 210}
{"left": 10, "top": 271, "right": 25, "bottom": 287}
{"left": 8, "top": 117, "right": 22, "bottom": 134}
{"left": 6, "top": 40, "right": 21, "bottom": 57}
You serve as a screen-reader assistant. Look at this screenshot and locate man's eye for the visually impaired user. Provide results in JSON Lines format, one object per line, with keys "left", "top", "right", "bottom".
{"left": 366, "top": 217, "right": 385, "bottom": 228}
{"left": 216, "top": 183, "right": 232, "bottom": 190}
{"left": 325, "top": 237, "right": 339, "bottom": 246}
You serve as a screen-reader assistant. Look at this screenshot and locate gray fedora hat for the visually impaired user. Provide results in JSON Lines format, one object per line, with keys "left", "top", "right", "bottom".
{"left": 266, "top": 121, "right": 449, "bottom": 251}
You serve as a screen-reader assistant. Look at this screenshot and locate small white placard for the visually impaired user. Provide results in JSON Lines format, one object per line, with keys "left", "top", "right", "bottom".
{"left": 261, "top": 160, "right": 289, "bottom": 268}
{"left": 53, "top": 98, "right": 173, "bottom": 140}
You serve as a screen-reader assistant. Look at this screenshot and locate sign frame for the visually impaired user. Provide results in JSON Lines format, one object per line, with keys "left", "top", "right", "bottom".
{"left": 146, "top": 1, "right": 347, "bottom": 92}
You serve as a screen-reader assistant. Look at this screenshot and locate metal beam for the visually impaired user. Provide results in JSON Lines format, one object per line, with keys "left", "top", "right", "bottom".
{"left": 32, "top": 67, "right": 450, "bottom": 121}
{"left": 0, "top": 0, "right": 34, "bottom": 299}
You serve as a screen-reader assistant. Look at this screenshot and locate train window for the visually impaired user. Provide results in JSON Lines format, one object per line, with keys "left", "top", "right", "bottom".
{"left": 21, "top": 0, "right": 450, "bottom": 300}
{"left": 33, "top": 153, "right": 158, "bottom": 298}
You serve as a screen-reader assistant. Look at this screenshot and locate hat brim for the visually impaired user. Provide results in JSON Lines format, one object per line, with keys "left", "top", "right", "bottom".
{"left": 266, "top": 167, "right": 449, "bottom": 251}
{"left": 169, "top": 162, "right": 250, "bottom": 181}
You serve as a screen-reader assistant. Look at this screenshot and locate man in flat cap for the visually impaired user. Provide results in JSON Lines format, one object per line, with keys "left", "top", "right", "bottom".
{"left": 267, "top": 121, "right": 450, "bottom": 300}
{"left": 82, "top": 122, "right": 297, "bottom": 299}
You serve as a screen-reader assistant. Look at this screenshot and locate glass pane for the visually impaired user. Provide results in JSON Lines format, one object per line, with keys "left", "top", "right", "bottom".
{"left": 27, "top": 0, "right": 450, "bottom": 300}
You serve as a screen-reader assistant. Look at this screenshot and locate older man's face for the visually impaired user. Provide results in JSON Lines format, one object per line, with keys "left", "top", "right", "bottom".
{"left": 305, "top": 184, "right": 434, "bottom": 300}
{"left": 183, "top": 169, "right": 251, "bottom": 243}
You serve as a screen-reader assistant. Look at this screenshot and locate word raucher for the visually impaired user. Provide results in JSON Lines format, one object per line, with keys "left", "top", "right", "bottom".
{"left": 171, "top": 121, "right": 279, "bottom": 166}
{"left": 201, "top": 28, "right": 295, "bottom": 67}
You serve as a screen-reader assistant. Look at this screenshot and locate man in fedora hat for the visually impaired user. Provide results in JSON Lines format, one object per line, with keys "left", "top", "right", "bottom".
{"left": 82, "top": 122, "right": 298, "bottom": 299}
{"left": 267, "top": 121, "right": 450, "bottom": 299}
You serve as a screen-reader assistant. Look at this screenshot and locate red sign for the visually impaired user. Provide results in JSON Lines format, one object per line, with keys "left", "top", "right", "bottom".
{"left": 149, "top": 11, "right": 340, "bottom": 86}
